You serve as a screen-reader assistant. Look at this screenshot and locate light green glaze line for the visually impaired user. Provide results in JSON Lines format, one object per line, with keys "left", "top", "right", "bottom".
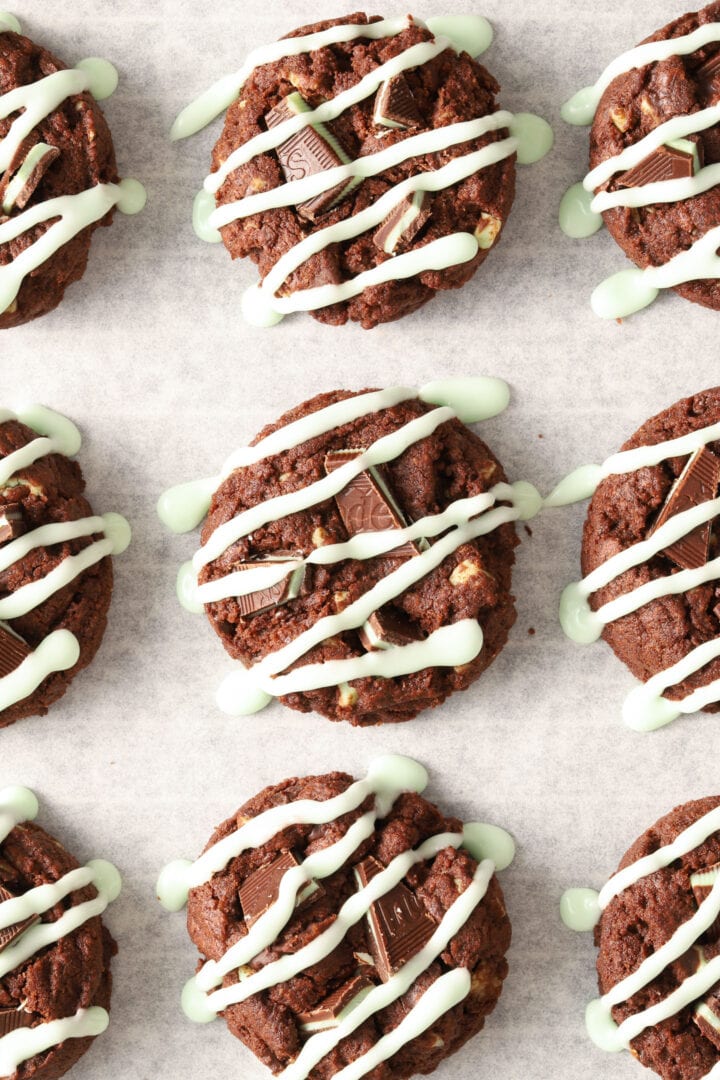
{"left": 194, "top": 489, "right": 500, "bottom": 606}
{"left": 0, "top": 1008, "right": 109, "bottom": 1076}
{"left": 548, "top": 423, "right": 720, "bottom": 507}
{"left": 560, "top": 499, "right": 720, "bottom": 643}
{"left": 0, "top": 517, "right": 106, "bottom": 574}
{"left": 156, "top": 755, "right": 428, "bottom": 911}
{"left": 592, "top": 163, "right": 720, "bottom": 213}
{"left": 0, "top": 406, "right": 81, "bottom": 485}
{"left": 171, "top": 16, "right": 426, "bottom": 140}
{"left": 0, "top": 866, "right": 94, "bottom": 930}
{"left": 588, "top": 951, "right": 720, "bottom": 1051}
{"left": 0, "top": 12, "right": 21, "bottom": 32}
{"left": 592, "top": 222, "right": 720, "bottom": 319}
{"left": 217, "top": 621, "right": 484, "bottom": 715}
{"left": 318, "top": 970, "right": 471, "bottom": 1080}
{"left": 157, "top": 378, "right": 510, "bottom": 534}
{"left": 0, "top": 860, "right": 121, "bottom": 979}
{"left": 276, "top": 861, "right": 493, "bottom": 1079}
{"left": 2, "top": 143, "right": 56, "bottom": 214}
{"left": 585, "top": 104, "right": 720, "bottom": 189}
{"left": 244, "top": 138, "right": 516, "bottom": 326}
{"left": 0, "top": 181, "right": 146, "bottom": 316}
{"left": 0, "top": 787, "right": 38, "bottom": 845}
{"left": 562, "top": 22, "right": 720, "bottom": 125}
{"left": 0, "top": 515, "right": 130, "bottom": 619}
{"left": 209, "top": 114, "right": 514, "bottom": 228}
{"left": 623, "top": 638, "right": 720, "bottom": 731}
{"left": 194, "top": 406, "right": 455, "bottom": 570}
{"left": 0, "top": 631, "right": 80, "bottom": 711}
{"left": 600, "top": 805, "right": 720, "bottom": 908}
{"left": 207, "top": 37, "right": 453, "bottom": 194}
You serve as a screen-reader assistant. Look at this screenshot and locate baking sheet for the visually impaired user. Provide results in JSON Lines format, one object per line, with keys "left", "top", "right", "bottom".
{"left": 3, "top": 0, "right": 720, "bottom": 1076}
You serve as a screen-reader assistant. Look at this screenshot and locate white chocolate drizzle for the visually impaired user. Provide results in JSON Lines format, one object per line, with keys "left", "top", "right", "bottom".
{"left": 172, "top": 14, "right": 552, "bottom": 327}
{"left": 158, "top": 755, "right": 514, "bottom": 1080}
{"left": 0, "top": 786, "right": 121, "bottom": 1075}
{"left": 158, "top": 377, "right": 541, "bottom": 717}
{"left": 562, "top": 802, "right": 720, "bottom": 1061}
{"left": 560, "top": 20, "right": 720, "bottom": 317}
{"left": 0, "top": 17, "right": 146, "bottom": 317}
{"left": 554, "top": 420, "right": 720, "bottom": 730}
{"left": 0, "top": 406, "right": 131, "bottom": 714}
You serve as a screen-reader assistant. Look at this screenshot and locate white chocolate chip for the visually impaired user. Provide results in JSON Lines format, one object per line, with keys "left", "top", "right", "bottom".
{"left": 338, "top": 682, "right": 358, "bottom": 709}
{"left": 450, "top": 559, "right": 483, "bottom": 586}
{"left": 610, "top": 107, "right": 631, "bottom": 133}
{"left": 334, "top": 590, "right": 350, "bottom": 610}
{"left": 639, "top": 94, "right": 658, "bottom": 121}
{"left": 312, "top": 526, "right": 331, "bottom": 547}
{"left": 474, "top": 213, "right": 502, "bottom": 250}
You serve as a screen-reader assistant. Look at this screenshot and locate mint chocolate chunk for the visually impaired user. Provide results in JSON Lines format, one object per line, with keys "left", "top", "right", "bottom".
{"left": 265, "top": 92, "right": 355, "bottom": 221}
{"left": 650, "top": 447, "right": 720, "bottom": 570}
{"left": 0, "top": 625, "right": 31, "bottom": 679}
{"left": 373, "top": 74, "right": 422, "bottom": 130}
{"left": 374, "top": 191, "right": 432, "bottom": 255}
{"left": 238, "top": 851, "right": 322, "bottom": 928}
{"left": 355, "top": 855, "right": 435, "bottom": 983}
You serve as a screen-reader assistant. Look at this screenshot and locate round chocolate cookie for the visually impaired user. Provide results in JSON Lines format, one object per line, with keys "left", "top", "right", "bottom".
{"left": 580, "top": 387, "right": 720, "bottom": 721}
{"left": 589, "top": 1, "right": 720, "bottom": 311}
{"left": 592, "top": 797, "right": 720, "bottom": 1079}
{"left": 198, "top": 389, "right": 519, "bottom": 726}
{"left": 209, "top": 13, "right": 516, "bottom": 328}
{"left": 0, "top": 790, "right": 118, "bottom": 1080}
{"left": 182, "top": 767, "right": 512, "bottom": 1078}
{"left": 0, "top": 409, "right": 121, "bottom": 729}
{"left": 0, "top": 24, "right": 118, "bottom": 328}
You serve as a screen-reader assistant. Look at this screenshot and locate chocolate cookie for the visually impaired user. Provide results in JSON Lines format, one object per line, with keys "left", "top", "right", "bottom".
{"left": 157, "top": 756, "right": 513, "bottom": 1079}
{"left": 562, "top": 796, "right": 720, "bottom": 1080}
{"left": 172, "top": 13, "right": 554, "bottom": 329}
{"left": 159, "top": 378, "right": 539, "bottom": 726}
{"left": 0, "top": 405, "right": 131, "bottom": 729}
{"left": 0, "top": 785, "right": 121, "bottom": 1080}
{"left": 559, "top": 387, "right": 720, "bottom": 732}
{"left": 0, "top": 15, "right": 145, "bottom": 328}
{"left": 561, "top": 3, "right": 720, "bottom": 318}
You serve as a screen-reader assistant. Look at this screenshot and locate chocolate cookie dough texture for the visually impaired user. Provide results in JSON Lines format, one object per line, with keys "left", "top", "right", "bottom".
{"left": 158, "top": 376, "right": 542, "bottom": 726}
{"left": 0, "top": 785, "right": 121, "bottom": 1080}
{"left": 173, "top": 13, "right": 552, "bottom": 329}
{"left": 560, "top": 2, "right": 720, "bottom": 319}
{"left": 562, "top": 797, "right": 720, "bottom": 1080}
{"left": 552, "top": 387, "right": 720, "bottom": 732}
{"left": 157, "top": 755, "right": 514, "bottom": 1079}
{"left": 0, "top": 405, "right": 131, "bottom": 728}
{"left": 0, "top": 12, "right": 146, "bottom": 328}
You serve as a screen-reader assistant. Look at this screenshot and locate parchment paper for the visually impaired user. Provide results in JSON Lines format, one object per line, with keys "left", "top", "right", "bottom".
{"left": 4, "top": 1, "right": 720, "bottom": 1076}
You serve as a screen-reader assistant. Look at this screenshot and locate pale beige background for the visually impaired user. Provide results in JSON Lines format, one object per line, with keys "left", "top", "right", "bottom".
{"left": 3, "top": 1, "right": 719, "bottom": 1077}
